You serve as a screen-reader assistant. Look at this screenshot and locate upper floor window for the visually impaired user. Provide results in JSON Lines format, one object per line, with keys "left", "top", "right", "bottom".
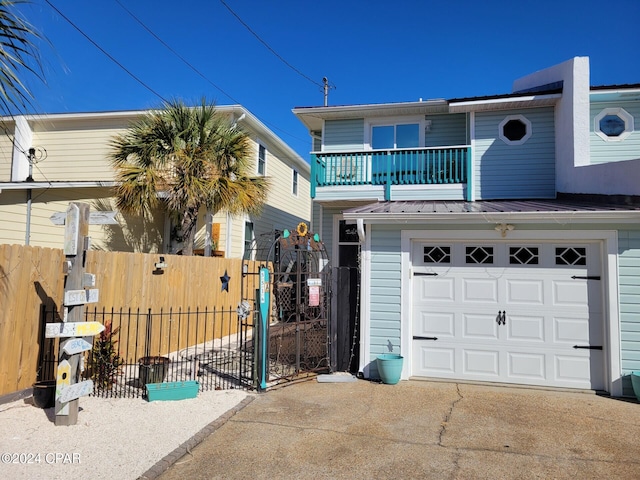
{"left": 594, "top": 107, "right": 634, "bottom": 142}
{"left": 499, "top": 115, "right": 532, "bottom": 145}
{"left": 292, "top": 169, "right": 298, "bottom": 196}
{"left": 372, "top": 123, "right": 419, "bottom": 149}
{"left": 258, "top": 144, "right": 266, "bottom": 175}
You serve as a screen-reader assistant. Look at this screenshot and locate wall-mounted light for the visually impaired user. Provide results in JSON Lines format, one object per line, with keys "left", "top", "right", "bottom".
{"left": 495, "top": 223, "right": 515, "bottom": 237}
{"left": 425, "top": 120, "right": 432, "bottom": 133}
{"left": 154, "top": 256, "right": 168, "bottom": 270}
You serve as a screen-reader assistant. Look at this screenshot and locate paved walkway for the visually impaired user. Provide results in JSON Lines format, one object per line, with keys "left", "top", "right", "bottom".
{"left": 156, "top": 379, "right": 640, "bottom": 480}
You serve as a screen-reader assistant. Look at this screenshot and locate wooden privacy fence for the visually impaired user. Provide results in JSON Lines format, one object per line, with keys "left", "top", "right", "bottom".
{"left": 0, "top": 244, "right": 259, "bottom": 397}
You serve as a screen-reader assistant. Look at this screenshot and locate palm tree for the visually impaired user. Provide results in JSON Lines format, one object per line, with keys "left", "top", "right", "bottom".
{"left": 0, "top": 0, "right": 43, "bottom": 114}
{"left": 110, "top": 99, "right": 270, "bottom": 256}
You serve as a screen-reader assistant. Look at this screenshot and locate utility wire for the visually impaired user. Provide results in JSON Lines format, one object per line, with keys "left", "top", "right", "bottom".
{"left": 113, "top": 0, "right": 239, "bottom": 105}
{"left": 113, "top": 0, "right": 309, "bottom": 151}
{"left": 43, "top": 0, "right": 309, "bottom": 158}
{"left": 219, "top": 0, "right": 323, "bottom": 88}
{"left": 43, "top": 0, "right": 168, "bottom": 104}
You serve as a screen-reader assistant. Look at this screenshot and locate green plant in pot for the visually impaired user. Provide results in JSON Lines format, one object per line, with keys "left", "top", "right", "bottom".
{"left": 87, "top": 320, "right": 123, "bottom": 389}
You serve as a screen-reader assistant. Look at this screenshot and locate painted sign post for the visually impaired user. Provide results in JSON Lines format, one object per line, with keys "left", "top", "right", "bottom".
{"left": 50, "top": 210, "right": 117, "bottom": 226}
{"left": 55, "top": 360, "right": 71, "bottom": 416}
{"left": 63, "top": 289, "right": 99, "bottom": 306}
{"left": 63, "top": 203, "right": 79, "bottom": 256}
{"left": 58, "top": 380, "right": 94, "bottom": 403}
{"left": 61, "top": 337, "right": 93, "bottom": 355}
{"left": 54, "top": 202, "right": 101, "bottom": 427}
{"left": 46, "top": 322, "right": 105, "bottom": 338}
{"left": 257, "top": 267, "right": 270, "bottom": 391}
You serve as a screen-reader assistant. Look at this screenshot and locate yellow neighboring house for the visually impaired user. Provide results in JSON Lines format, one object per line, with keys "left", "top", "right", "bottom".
{"left": 0, "top": 106, "right": 310, "bottom": 257}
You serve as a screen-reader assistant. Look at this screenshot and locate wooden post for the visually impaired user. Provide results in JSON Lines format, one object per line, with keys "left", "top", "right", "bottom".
{"left": 55, "top": 202, "right": 90, "bottom": 426}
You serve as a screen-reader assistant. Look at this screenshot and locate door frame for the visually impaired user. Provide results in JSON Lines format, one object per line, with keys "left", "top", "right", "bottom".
{"left": 399, "top": 229, "right": 621, "bottom": 395}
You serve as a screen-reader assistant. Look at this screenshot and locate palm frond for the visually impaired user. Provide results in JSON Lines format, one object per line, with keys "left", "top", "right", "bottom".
{"left": 0, "top": 0, "right": 43, "bottom": 114}
{"left": 109, "top": 99, "right": 270, "bottom": 254}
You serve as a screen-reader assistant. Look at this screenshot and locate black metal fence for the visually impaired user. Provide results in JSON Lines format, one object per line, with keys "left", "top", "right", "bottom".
{"left": 38, "top": 306, "right": 256, "bottom": 398}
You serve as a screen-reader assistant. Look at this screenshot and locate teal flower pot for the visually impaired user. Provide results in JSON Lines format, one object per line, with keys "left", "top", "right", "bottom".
{"left": 376, "top": 354, "right": 404, "bottom": 385}
{"left": 631, "top": 372, "right": 640, "bottom": 401}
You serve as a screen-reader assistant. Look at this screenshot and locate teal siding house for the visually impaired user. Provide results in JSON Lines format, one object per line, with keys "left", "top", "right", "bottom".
{"left": 293, "top": 57, "right": 640, "bottom": 397}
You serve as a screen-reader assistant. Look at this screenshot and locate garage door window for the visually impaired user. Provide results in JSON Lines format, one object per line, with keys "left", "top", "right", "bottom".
{"left": 509, "top": 246, "right": 539, "bottom": 265}
{"left": 465, "top": 246, "right": 493, "bottom": 264}
{"left": 423, "top": 246, "right": 451, "bottom": 264}
{"left": 556, "top": 247, "right": 586, "bottom": 266}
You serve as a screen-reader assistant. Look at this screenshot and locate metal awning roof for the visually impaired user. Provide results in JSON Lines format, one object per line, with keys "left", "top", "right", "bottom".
{"left": 342, "top": 198, "right": 640, "bottom": 224}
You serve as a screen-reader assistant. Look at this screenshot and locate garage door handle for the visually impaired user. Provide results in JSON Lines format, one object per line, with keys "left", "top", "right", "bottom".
{"left": 573, "top": 345, "right": 603, "bottom": 350}
{"left": 414, "top": 272, "right": 438, "bottom": 276}
{"left": 413, "top": 336, "right": 438, "bottom": 340}
{"left": 497, "top": 310, "right": 506, "bottom": 325}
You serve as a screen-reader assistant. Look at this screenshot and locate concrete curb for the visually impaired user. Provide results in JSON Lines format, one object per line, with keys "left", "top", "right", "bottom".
{"left": 137, "top": 395, "right": 256, "bottom": 480}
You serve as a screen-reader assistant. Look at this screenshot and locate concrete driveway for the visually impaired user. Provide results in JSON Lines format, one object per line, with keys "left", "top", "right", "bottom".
{"left": 155, "top": 379, "right": 640, "bottom": 480}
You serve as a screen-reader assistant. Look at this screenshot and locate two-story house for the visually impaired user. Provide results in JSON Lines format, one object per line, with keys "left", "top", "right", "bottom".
{"left": 294, "top": 57, "right": 640, "bottom": 397}
{"left": 0, "top": 105, "right": 310, "bottom": 257}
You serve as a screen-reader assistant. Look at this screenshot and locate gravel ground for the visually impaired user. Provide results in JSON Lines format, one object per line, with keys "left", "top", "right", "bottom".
{"left": 0, "top": 389, "right": 249, "bottom": 480}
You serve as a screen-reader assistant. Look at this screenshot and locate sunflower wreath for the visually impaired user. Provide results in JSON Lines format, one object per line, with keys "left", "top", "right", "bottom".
{"left": 296, "top": 222, "right": 308, "bottom": 236}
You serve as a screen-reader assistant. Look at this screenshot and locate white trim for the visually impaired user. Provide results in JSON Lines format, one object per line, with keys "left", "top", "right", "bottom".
{"left": 399, "top": 228, "right": 621, "bottom": 395}
{"left": 0, "top": 181, "right": 117, "bottom": 190}
{"left": 499, "top": 114, "right": 532, "bottom": 145}
{"left": 594, "top": 107, "right": 634, "bottom": 142}
{"left": 225, "top": 212, "right": 232, "bottom": 258}
{"left": 469, "top": 112, "right": 476, "bottom": 201}
{"left": 242, "top": 217, "right": 255, "bottom": 260}
{"left": 256, "top": 141, "right": 267, "bottom": 176}
{"left": 11, "top": 117, "right": 31, "bottom": 182}
{"left": 450, "top": 93, "right": 562, "bottom": 108}
{"left": 291, "top": 168, "right": 299, "bottom": 197}
{"left": 360, "top": 222, "right": 371, "bottom": 378}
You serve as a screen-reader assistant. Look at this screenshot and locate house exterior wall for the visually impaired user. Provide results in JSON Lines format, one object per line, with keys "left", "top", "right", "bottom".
{"left": 30, "top": 117, "right": 127, "bottom": 182}
{"left": 0, "top": 190, "right": 27, "bottom": 244}
{"left": 618, "top": 229, "right": 640, "bottom": 397}
{"left": 0, "top": 129, "right": 14, "bottom": 182}
{"left": 369, "top": 225, "right": 402, "bottom": 359}
{"left": 0, "top": 108, "right": 310, "bottom": 258}
{"left": 512, "top": 57, "right": 591, "bottom": 185}
{"left": 590, "top": 100, "right": 640, "bottom": 165}
{"left": 474, "top": 107, "right": 556, "bottom": 199}
{"left": 322, "top": 206, "right": 341, "bottom": 262}
{"left": 0, "top": 187, "right": 165, "bottom": 251}
{"left": 424, "top": 113, "right": 467, "bottom": 147}
{"left": 323, "top": 119, "right": 365, "bottom": 152}
{"left": 186, "top": 137, "right": 311, "bottom": 258}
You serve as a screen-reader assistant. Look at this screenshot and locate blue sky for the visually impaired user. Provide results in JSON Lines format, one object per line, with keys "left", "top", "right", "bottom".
{"left": 18, "top": 0, "right": 640, "bottom": 159}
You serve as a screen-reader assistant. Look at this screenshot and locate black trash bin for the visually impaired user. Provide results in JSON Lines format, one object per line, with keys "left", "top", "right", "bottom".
{"left": 138, "top": 356, "right": 170, "bottom": 386}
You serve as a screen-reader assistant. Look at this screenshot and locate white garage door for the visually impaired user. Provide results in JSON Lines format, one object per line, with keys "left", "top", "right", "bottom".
{"left": 411, "top": 241, "right": 605, "bottom": 390}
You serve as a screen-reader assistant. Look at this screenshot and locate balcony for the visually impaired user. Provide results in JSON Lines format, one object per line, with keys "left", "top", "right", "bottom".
{"left": 310, "top": 146, "right": 472, "bottom": 202}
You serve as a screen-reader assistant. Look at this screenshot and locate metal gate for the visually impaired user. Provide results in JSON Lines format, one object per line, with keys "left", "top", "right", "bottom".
{"left": 242, "top": 223, "right": 331, "bottom": 388}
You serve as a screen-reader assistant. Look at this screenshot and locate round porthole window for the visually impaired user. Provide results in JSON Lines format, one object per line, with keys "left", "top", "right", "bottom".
{"left": 499, "top": 115, "right": 532, "bottom": 145}
{"left": 594, "top": 108, "right": 634, "bottom": 141}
